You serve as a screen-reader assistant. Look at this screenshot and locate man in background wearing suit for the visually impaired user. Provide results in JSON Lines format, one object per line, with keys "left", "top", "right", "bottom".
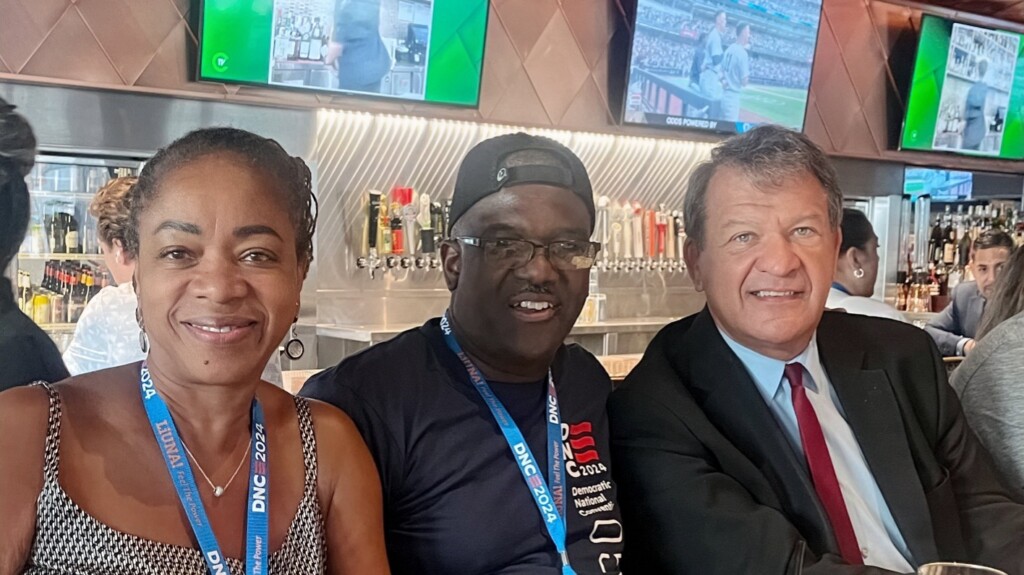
{"left": 609, "top": 125, "right": 1024, "bottom": 574}
{"left": 926, "top": 229, "right": 1014, "bottom": 356}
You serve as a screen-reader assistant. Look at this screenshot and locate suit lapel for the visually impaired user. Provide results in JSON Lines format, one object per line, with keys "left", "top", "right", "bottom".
{"left": 674, "top": 309, "right": 838, "bottom": 555}
{"left": 968, "top": 288, "right": 985, "bottom": 338}
{"left": 818, "top": 322, "right": 939, "bottom": 565}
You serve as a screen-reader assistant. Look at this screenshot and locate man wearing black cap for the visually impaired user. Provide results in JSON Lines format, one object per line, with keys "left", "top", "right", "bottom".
{"left": 301, "top": 133, "right": 624, "bottom": 575}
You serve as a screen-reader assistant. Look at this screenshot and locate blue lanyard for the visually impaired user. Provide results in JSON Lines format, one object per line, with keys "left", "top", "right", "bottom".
{"left": 831, "top": 281, "right": 851, "bottom": 295}
{"left": 439, "top": 313, "right": 575, "bottom": 575}
{"left": 140, "top": 363, "right": 269, "bottom": 575}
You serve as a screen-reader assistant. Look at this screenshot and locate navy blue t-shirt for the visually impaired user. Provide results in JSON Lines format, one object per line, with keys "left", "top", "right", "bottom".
{"left": 300, "top": 318, "right": 624, "bottom": 574}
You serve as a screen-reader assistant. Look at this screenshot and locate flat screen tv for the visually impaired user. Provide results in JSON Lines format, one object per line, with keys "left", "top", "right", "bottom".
{"left": 199, "top": 0, "right": 488, "bottom": 107}
{"left": 904, "top": 167, "right": 973, "bottom": 202}
{"left": 621, "top": 0, "right": 824, "bottom": 133}
{"left": 901, "top": 14, "right": 1024, "bottom": 159}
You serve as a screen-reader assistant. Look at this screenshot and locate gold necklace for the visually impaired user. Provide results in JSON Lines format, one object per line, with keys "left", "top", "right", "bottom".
{"left": 181, "top": 439, "right": 252, "bottom": 498}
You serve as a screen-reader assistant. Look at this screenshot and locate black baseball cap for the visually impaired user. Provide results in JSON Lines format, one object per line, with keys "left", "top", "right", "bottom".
{"left": 448, "top": 132, "right": 595, "bottom": 234}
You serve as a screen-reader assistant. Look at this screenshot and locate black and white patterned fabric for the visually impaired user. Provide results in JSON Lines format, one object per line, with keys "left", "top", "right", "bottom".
{"left": 22, "top": 383, "right": 327, "bottom": 575}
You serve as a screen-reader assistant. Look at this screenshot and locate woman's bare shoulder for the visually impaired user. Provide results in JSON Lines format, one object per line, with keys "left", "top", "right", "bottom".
{"left": 304, "top": 397, "right": 363, "bottom": 444}
{"left": 0, "top": 383, "right": 51, "bottom": 437}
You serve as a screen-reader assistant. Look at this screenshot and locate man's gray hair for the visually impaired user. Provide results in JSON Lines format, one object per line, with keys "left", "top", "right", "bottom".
{"left": 683, "top": 125, "right": 842, "bottom": 248}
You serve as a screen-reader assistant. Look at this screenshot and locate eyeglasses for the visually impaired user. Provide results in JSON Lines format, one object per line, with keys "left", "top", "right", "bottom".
{"left": 454, "top": 237, "right": 601, "bottom": 270}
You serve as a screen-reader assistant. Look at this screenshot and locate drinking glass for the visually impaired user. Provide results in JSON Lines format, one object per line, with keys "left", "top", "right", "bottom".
{"left": 917, "top": 563, "right": 1007, "bottom": 575}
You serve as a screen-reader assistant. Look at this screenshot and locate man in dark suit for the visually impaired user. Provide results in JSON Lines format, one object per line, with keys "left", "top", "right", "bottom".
{"left": 609, "top": 125, "right": 1024, "bottom": 574}
{"left": 926, "top": 229, "right": 1014, "bottom": 356}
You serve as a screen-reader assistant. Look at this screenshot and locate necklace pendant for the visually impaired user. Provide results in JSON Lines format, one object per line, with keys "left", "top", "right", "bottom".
{"left": 213, "top": 486, "right": 225, "bottom": 498}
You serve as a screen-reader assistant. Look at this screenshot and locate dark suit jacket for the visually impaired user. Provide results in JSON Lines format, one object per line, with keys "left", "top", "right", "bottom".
{"left": 608, "top": 308, "right": 1024, "bottom": 575}
{"left": 925, "top": 281, "right": 984, "bottom": 356}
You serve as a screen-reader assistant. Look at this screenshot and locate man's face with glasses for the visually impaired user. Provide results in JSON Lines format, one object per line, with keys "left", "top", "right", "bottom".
{"left": 452, "top": 237, "right": 601, "bottom": 271}
{"left": 441, "top": 184, "right": 595, "bottom": 376}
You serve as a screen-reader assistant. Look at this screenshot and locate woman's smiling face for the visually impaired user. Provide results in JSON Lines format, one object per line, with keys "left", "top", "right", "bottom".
{"left": 135, "top": 151, "right": 303, "bottom": 385}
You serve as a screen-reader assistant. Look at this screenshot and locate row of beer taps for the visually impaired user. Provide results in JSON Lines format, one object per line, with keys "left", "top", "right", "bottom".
{"left": 355, "top": 188, "right": 688, "bottom": 278}
{"left": 592, "top": 196, "right": 687, "bottom": 273}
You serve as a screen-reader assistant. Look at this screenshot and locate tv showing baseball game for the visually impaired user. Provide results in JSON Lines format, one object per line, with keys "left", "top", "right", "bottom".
{"left": 622, "top": 0, "right": 824, "bottom": 133}
{"left": 199, "top": 0, "right": 488, "bottom": 107}
{"left": 901, "top": 14, "right": 1024, "bottom": 159}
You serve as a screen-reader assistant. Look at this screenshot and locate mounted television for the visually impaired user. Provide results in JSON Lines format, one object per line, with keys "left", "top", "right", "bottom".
{"left": 904, "top": 167, "right": 973, "bottom": 202}
{"left": 198, "top": 0, "right": 488, "bottom": 107}
{"left": 621, "top": 0, "right": 825, "bottom": 133}
{"left": 901, "top": 14, "right": 1024, "bottom": 159}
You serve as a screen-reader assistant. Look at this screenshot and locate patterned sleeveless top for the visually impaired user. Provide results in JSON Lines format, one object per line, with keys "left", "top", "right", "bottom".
{"left": 22, "top": 383, "right": 327, "bottom": 575}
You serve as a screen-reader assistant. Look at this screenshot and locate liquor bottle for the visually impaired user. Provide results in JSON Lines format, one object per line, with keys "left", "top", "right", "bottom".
{"left": 896, "top": 270, "right": 908, "bottom": 311}
{"left": 18, "top": 271, "right": 34, "bottom": 316}
{"left": 290, "top": 20, "right": 302, "bottom": 60}
{"left": 64, "top": 271, "right": 79, "bottom": 323}
{"left": 274, "top": 19, "right": 289, "bottom": 60}
{"left": 929, "top": 214, "right": 944, "bottom": 264}
{"left": 65, "top": 216, "right": 80, "bottom": 254}
{"left": 311, "top": 17, "right": 323, "bottom": 60}
{"left": 942, "top": 209, "right": 956, "bottom": 265}
{"left": 50, "top": 267, "right": 66, "bottom": 324}
{"left": 300, "top": 18, "right": 311, "bottom": 60}
{"left": 86, "top": 269, "right": 99, "bottom": 301}
{"left": 957, "top": 216, "right": 972, "bottom": 268}
{"left": 69, "top": 268, "right": 89, "bottom": 322}
{"left": 50, "top": 214, "right": 66, "bottom": 253}
{"left": 934, "top": 260, "right": 949, "bottom": 296}
{"left": 320, "top": 27, "right": 330, "bottom": 61}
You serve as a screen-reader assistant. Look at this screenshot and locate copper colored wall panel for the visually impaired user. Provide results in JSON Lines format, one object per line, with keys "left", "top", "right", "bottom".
{"left": 807, "top": 0, "right": 1024, "bottom": 172}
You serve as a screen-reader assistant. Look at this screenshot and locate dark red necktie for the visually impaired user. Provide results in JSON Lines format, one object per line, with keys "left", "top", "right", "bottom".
{"left": 785, "top": 362, "right": 863, "bottom": 565}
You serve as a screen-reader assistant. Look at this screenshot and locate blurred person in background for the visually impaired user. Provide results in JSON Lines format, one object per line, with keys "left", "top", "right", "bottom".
{"left": 720, "top": 23, "right": 751, "bottom": 122}
{"left": 0, "top": 97, "right": 69, "bottom": 391}
{"left": 926, "top": 229, "right": 1014, "bottom": 356}
{"left": 62, "top": 177, "right": 143, "bottom": 375}
{"left": 961, "top": 57, "right": 990, "bottom": 151}
{"left": 327, "top": 0, "right": 391, "bottom": 94}
{"left": 826, "top": 208, "right": 905, "bottom": 321}
{"left": 951, "top": 245, "right": 1024, "bottom": 492}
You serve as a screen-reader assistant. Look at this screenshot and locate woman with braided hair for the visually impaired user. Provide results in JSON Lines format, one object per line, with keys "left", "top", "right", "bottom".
{"left": 0, "top": 97, "right": 69, "bottom": 391}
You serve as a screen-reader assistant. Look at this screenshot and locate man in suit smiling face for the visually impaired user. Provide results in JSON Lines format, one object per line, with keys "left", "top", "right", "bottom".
{"left": 609, "top": 125, "right": 1024, "bottom": 575}
{"left": 683, "top": 143, "right": 841, "bottom": 361}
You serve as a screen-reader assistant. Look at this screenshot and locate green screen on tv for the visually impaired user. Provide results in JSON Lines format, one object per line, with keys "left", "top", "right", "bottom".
{"left": 901, "top": 14, "right": 1024, "bottom": 159}
{"left": 198, "top": 0, "right": 487, "bottom": 107}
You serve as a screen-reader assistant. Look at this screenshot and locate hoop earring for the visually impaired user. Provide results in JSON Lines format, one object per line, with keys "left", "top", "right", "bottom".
{"left": 854, "top": 268, "right": 865, "bottom": 279}
{"left": 136, "top": 306, "right": 149, "bottom": 353}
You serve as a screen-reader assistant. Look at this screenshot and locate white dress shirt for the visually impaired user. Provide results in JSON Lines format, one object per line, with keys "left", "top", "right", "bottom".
{"left": 827, "top": 286, "right": 906, "bottom": 322}
{"left": 720, "top": 329, "right": 914, "bottom": 571}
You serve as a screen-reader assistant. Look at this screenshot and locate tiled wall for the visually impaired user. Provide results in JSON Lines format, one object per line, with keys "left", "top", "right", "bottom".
{"left": 0, "top": 0, "right": 641, "bottom": 133}
{"left": 3, "top": 0, "right": 1021, "bottom": 172}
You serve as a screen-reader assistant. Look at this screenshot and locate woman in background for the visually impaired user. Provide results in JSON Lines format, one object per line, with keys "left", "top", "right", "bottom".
{"left": 826, "top": 207, "right": 906, "bottom": 321}
{"left": 0, "top": 97, "right": 69, "bottom": 391}
{"left": 62, "top": 177, "right": 143, "bottom": 375}
{"left": 951, "top": 245, "right": 1024, "bottom": 492}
